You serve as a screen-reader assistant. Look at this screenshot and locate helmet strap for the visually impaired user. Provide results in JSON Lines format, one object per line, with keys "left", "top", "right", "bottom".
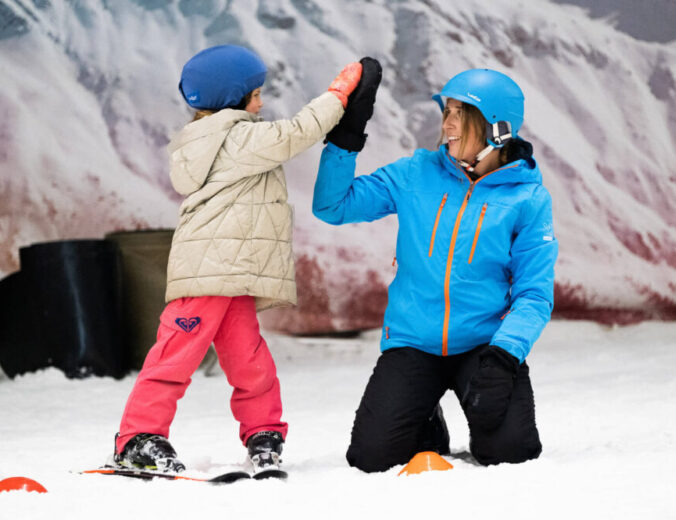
{"left": 459, "top": 121, "right": 513, "bottom": 174}
{"left": 458, "top": 144, "right": 495, "bottom": 174}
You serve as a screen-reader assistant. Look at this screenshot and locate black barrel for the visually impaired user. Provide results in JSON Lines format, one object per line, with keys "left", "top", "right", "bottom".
{"left": 105, "top": 229, "right": 173, "bottom": 369}
{"left": 14, "top": 240, "right": 127, "bottom": 378}
{"left": 0, "top": 271, "right": 49, "bottom": 377}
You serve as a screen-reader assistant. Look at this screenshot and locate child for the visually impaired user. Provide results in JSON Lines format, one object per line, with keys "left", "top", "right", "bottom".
{"left": 113, "top": 44, "right": 362, "bottom": 474}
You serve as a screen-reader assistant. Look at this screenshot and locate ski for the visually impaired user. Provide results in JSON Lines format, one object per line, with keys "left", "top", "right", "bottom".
{"left": 252, "top": 468, "right": 288, "bottom": 480}
{"left": 80, "top": 466, "right": 252, "bottom": 484}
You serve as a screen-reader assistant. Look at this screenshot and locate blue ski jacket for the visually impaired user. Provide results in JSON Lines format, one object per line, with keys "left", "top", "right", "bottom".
{"left": 313, "top": 143, "right": 558, "bottom": 362}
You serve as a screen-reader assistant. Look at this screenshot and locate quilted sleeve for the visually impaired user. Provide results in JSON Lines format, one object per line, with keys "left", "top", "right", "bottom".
{"left": 223, "top": 92, "right": 344, "bottom": 177}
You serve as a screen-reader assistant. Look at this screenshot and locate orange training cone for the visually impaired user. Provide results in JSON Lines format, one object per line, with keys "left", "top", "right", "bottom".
{"left": 0, "top": 477, "right": 48, "bottom": 493}
{"left": 398, "top": 451, "right": 454, "bottom": 476}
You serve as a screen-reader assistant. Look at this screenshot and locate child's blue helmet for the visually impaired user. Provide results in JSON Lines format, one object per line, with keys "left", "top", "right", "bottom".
{"left": 432, "top": 69, "right": 524, "bottom": 148}
{"left": 179, "top": 45, "right": 267, "bottom": 111}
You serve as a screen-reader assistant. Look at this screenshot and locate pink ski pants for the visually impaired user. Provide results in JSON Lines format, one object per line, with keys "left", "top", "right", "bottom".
{"left": 116, "top": 295, "right": 287, "bottom": 454}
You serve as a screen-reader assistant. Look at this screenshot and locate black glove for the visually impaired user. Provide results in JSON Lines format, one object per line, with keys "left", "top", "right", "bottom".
{"left": 502, "top": 137, "right": 535, "bottom": 168}
{"left": 326, "top": 57, "right": 382, "bottom": 152}
{"left": 462, "top": 346, "right": 520, "bottom": 431}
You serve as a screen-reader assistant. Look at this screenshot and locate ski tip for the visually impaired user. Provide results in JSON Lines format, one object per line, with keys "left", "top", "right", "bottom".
{"left": 252, "top": 469, "right": 288, "bottom": 481}
{"left": 81, "top": 468, "right": 117, "bottom": 475}
{"left": 208, "top": 471, "right": 251, "bottom": 484}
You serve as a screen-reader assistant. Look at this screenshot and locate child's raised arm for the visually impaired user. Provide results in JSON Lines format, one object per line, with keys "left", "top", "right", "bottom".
{"left": 223, "top": 63, "right": 362, "bottom": 176}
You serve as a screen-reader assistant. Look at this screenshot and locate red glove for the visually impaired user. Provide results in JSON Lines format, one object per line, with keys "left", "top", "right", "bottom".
{"left": 328, "top": 62, "right": 363, "bottom": 108}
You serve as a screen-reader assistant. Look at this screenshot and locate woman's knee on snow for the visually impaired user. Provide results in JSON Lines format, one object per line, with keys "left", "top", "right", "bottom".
{"left": 346, "top": 438, "right": 406, "bottom": 473}
{"left": 470, "top": 426, "right": 542, "bottom": 466}
{"left": 346, "top": 422, "right": 420, "bottom": 473}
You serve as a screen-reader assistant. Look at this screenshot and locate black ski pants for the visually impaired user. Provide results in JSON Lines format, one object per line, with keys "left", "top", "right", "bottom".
{"left": 346, "top": 345, "right": 542, "bottom": 472}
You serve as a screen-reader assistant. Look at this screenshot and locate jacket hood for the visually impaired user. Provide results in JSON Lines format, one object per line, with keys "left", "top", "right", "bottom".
{"left": 167, "top": 109, "right": 261, "bottom": 195}
{"left": 438, "top": 145, "right": 542, "bottom": 187}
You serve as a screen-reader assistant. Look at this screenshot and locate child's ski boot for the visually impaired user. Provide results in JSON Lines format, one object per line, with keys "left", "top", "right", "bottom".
{"left": 114, "top": 433, "right": 186, "bottom": 473}
{"left": 246, "top": 431, "right": 287, "bottom": 480}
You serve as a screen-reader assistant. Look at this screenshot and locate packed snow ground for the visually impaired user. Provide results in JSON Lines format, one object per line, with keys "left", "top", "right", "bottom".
{"left": 1, "top": 320, "right": 675, "bottom": 519}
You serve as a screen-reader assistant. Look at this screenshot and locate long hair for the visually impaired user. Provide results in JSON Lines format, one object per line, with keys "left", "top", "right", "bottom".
{"left": 191, "top": 90, "right": 255, "bottom": 122}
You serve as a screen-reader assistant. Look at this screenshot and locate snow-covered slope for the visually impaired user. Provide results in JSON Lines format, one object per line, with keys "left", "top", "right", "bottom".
{"left": 1, "top": 0, "right": 675, "bottom": 331}
{"left": 1, "top": 320, "right": 675, "bottom": 519}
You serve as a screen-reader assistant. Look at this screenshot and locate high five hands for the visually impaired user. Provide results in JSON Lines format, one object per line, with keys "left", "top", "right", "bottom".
{"left": 327, "top": 57, "right": 383, "bottom": 152}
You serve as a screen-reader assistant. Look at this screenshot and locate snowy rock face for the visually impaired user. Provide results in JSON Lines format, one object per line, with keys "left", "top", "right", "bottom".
{"left": 1, "top": 0, "right": 675, "bottom": 332}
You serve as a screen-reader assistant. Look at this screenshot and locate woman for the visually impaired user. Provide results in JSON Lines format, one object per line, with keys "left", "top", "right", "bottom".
{"left": 313, "top": 64, "right": 558, "bottom": 472}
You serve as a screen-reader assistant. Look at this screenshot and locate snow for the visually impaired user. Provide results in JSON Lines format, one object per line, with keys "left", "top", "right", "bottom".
{"left": 1, "top": 320, "right": 675, "bottom": 519}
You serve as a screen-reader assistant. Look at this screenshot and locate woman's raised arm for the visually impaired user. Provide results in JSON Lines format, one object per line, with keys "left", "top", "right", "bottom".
{"left": 312, "top": 143, "right": 406, "bottom": 225}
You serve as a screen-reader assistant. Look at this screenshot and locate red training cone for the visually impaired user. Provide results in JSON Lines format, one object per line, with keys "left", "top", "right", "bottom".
{"left": 398, "top": 451, "right": 454, "bottom": 476}
{"left": 0, "top": 477, "right": 48, "bottom": 493}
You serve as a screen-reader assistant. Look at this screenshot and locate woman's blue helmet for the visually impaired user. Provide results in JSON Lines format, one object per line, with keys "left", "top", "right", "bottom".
{"left": 179, "top": 45, "right": 267, "bottom": 111}
{"left": 433, "top": 69, "right": 524, "bottom": 147}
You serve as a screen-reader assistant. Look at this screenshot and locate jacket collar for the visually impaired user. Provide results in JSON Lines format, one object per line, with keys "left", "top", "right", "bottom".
{"left": 168, "top": 109, "right": 261, "bottom": 153}
{"left": 437, "top": 145, "right": 542, "bottom": 186}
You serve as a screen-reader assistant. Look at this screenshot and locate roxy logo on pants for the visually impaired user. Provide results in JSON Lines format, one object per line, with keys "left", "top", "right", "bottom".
{"left": 175, "top": 317, "right": 201, "bottom": 333}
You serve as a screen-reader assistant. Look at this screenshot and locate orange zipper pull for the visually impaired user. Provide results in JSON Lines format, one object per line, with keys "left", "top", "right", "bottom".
{"left": 466, "top": 183, "right": 476, "bottom": 200}
{"left": 468, "top": 203, "right": 487, "bottom": 264}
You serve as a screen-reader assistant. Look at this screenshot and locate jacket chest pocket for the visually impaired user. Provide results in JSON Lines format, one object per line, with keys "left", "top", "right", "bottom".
{"left": 456, "top": 202, "right": 514, "bottom": 281}
{"left": 468, "top": 203, "right": 487, "bottom": 264}
{"left": 428, "top": 193, "right": 448, "bottom": 257}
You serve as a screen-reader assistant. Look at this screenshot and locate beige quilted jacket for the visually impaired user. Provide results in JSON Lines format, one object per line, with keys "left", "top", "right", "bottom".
{"left": 165, "top": 92, "right": 344, "bottom": 310}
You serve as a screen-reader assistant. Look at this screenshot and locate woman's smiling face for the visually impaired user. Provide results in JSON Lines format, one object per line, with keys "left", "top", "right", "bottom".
{"left": 442, "top": 99, "right": 485, "bottom": 163}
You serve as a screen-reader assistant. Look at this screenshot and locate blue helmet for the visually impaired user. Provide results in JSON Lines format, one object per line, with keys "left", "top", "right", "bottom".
{"left": 179, "top": 45, "right": 267, "bottom": 110}
{"left": 433, "top": 69, "right": 524, "bottom": 147}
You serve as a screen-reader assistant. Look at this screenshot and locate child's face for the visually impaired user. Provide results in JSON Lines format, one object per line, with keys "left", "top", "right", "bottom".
{"left": 245, "top": 88, "right": 263, "bottom": 114}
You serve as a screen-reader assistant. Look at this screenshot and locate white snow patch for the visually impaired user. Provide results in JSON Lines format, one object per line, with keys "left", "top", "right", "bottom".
{"left": 0, "top": 320, "right": 674, "bottom": 519}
